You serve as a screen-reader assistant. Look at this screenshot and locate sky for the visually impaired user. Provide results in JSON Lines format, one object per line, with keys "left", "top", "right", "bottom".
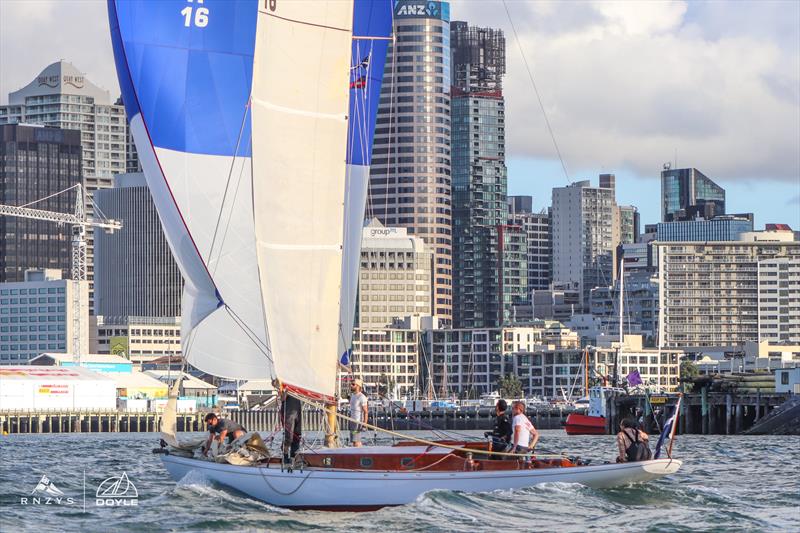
{"left": 0, "top": 0, "right": 798, "bottom": 228}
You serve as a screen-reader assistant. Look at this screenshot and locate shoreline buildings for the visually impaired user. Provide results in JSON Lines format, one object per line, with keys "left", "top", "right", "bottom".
{"left": 450, "top": 21, "right": 527, "bottom": 328}
{"left": 0, "top": 61, "right": 130, "bottom": 306}
{"left": 0, "top": 123, "right": 82, "bottom": 282}
{"left": 369, "top": 0, "right": 453, "bottom": 324}
{"left": 552, "top": 179, "right": 616, "bottom": 310}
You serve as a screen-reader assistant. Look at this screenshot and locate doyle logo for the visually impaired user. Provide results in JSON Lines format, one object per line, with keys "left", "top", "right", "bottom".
{"left": 396, "top": 1, "right": 440, "bottom": 18}
{"left": 96, "top": 472, "right": 139, "bottom": 506}
{"left": 20, "top": 474, "right": 75, "bottom": 505}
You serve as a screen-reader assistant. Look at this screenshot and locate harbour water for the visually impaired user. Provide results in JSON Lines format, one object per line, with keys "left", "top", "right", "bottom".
{"left": 1, "top": 430, "right": 797, "bottom": 532}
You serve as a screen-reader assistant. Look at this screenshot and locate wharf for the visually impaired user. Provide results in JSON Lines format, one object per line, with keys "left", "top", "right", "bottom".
{"left": 607, "top": 391, "right": 792, "bottom": 435}
{"left": 0, "top": 405, "right": 572, "bottom": 434}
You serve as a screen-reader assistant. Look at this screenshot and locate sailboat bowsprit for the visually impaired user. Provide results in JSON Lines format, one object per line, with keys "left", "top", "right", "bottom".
{"left": 109, "top": 0, "right": 682, "bottom": 510}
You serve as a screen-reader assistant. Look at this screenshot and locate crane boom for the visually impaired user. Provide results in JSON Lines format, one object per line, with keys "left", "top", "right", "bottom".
{"left": 0, "top": 184, "right": 123, "bottom": 363}
{"left": 0, "top": 204, "right": 121, "bottom": 231}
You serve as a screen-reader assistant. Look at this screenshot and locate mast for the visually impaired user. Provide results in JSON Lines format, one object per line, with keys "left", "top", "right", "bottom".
{"left": 616, "top": 255, "right": 624, "bottom": 386}
{"left": 584, "top": 346, "right": 589, "bottom": 396}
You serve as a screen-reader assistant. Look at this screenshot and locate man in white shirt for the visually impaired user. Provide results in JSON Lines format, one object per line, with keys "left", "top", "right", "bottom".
{"left": 510, "top": 400, "right": 539, "bottom": 455}
{"left": 348, "top": 378, "right": 369, "bottom": 447}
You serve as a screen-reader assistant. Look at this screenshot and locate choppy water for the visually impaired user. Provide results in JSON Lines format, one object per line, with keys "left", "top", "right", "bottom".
{"left": 0, "top": 430, "right": 797, "bottom": 532}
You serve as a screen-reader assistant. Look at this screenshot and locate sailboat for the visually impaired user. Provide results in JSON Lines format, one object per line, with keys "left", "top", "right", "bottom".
{"left": 108, "top": 0, "right": 681, "bottom": 510}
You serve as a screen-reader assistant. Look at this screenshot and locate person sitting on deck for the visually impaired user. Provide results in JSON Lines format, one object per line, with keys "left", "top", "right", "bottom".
{"left": 616, "top": 418, "right": 651, "bottom": 462}
{"left": 349, "top": 378, "right": 369, "bottom": 447}
{"left": 202, "top": 413, "right": 246, "bottom": 457}
{"left": 510, "top": 401, "right": 539, "bottom": 456}
{"left": 484, "top": 399, "right": 513, "bottom": 459}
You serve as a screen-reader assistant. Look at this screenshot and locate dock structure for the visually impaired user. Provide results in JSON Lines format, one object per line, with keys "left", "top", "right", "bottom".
{"left": 606, "top": 390, "right": 792, "bottom": 435}
{"left": 0, "top": 405, "right": 572, "bottom": 435}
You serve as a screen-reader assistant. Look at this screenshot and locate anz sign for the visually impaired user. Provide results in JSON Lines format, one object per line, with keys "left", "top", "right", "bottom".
{"left": 395, "top": 0, "right": 449, "bottom": 21}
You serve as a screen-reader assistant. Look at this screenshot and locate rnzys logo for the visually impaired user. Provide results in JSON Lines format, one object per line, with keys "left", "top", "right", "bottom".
{"left": 96, "top": 471, "right": 139, "bottom": 507}
{"left": 20, "top": 474, "right": 75, "bottom": 505}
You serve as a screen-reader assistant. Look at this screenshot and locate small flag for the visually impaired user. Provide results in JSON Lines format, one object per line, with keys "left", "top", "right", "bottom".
{"left": 626, "top": 370, "right": 643, "bottom": 387}
{"left": 340, "top": 348, "right": 352, "bottom": 367}
{"left": 350, "top": 76, "right": 366, "bottom": 89}
{"left": 654, "top": 396, "right": 682, "bottom": 459}
{"left": 350, "top": 55, "right": 370, "bottom": 71}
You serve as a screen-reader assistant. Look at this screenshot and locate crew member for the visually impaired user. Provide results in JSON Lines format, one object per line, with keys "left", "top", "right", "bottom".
{"left": 484, "top": 399, "right": 513, "bottom": 459}
{"left": 510, "top": 401, "right": 539, "bottom": 455}
{"left": 203, "top": 413, "right": 246, "bottom": 457}
{"left": 349, "top": 378, "right": 369, "bottom": 447}
{"left": 278, "top": 383, "right": 303, "bottom": 463}
{"left": 616, "top": 418, "right": 651, "bottom": 462}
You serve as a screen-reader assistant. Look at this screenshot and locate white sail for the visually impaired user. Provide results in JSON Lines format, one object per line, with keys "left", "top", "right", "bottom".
{"left": 251, "top": 1, "right": 354, "bottom": 400}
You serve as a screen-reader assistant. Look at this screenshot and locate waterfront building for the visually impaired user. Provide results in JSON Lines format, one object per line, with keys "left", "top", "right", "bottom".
{"left": 552, "top": 179, "right": 616, "bottom": 309}
{"left": 656, "top": 238, "right": 800, "bottom": 350}
{"left": 93, "top": 173, "right": 183, "bottom": 318}
{"left": 0, "top": 269, "right": 88, "bottom": 363}
{"left": 656, "top": 214, "right": 754, "bottom": 242}
{"left": 695, "top": 341, "right": 800, "bottom": 374}
{"left": 93, "top": 315, "right": 181, "bottom": 365}
{"left": 369, "top": 0, "right": 453, "bottom": 324}
{"left": 0, "top": 124, "right": 82, "bottom": 282}
{"left": 426, "top": 323, "right": 579, "bottom": 397}
{"left": 1, "top": 61, "right": 132, "bottom": 305}
{"left": 358, "top": 219, "right": 433, "bottom": 328}
{"left": 661, "top": 166, "right": 725, "bottom": 222}
{"left": 508, "top": 196, "right": 552, "bottom": 292}
{"left": 346, "top": 326, "right": 421, "bottom": 398}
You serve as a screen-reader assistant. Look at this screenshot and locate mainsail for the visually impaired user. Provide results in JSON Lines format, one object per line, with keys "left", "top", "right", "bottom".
{"left": 108, "top": 0, "right": 270, "bottom": 379}
{"left": 339, "top": 0, "right": 394, "bottom": 365}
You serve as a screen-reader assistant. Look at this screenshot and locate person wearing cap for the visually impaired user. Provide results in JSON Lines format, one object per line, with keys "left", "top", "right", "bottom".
{"left": 348, "top": 378, "right": 369, "bottom": 447}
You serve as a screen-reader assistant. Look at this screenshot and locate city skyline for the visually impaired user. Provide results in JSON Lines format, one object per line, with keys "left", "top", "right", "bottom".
{"left": 0, "top": 0, "right": 798, "bottom": 228}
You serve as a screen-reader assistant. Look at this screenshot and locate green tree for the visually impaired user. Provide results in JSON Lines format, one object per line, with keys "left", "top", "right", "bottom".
{"left": 680, "top": 360, "right": 699, "bottom": 380}
{"left": 497, "top": 374, "right": 523, "bottom": 398}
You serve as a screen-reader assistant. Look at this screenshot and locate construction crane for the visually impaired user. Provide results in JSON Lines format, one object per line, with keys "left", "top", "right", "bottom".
{"left": 0, "top": 184, "right": 122, "bottom": 361}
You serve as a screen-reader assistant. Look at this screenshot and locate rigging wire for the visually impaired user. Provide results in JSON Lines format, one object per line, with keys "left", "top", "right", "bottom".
{"left": 501, "top": 0, "right": 570, "bottom": 183}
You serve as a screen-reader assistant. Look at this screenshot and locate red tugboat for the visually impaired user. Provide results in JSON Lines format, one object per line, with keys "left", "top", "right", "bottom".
{"left": 564, "top": 386, "right": 625, "bottom": 435}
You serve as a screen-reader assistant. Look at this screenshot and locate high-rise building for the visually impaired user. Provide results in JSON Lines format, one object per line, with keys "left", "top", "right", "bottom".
{"left": 93, "top": 173, "right": 183, "bottom": 318}
{"left": 369, "top": 0, "right": 453, "bottom": 324}
{"left": 599, "top": 173, "right": 615, "bottom": 191}
{"left": 0, "top": 124, "right": 82, "bottom": 282}
{"left": 1, "top": 61, "right": 133, "bottom": 306}
{"left": 661, "top": 166, "right": 725, "bottom": 222}
{"left": 450, "top": 21, "right": 526, "bottom": 328}
{"left": 617, "top": 205, "right": 639, "bottom": 244}
{"left": 346, "top": 326, "right": 421, "bottom": 398}
{"left": 656, "top": 214, "right": 754, "bottom": 242}
{"left": 508, "top": 196, "right": 551, "bottom": 292}
{"left": 0, "top": 269, "right": 88, "bottom": 363}
{"left": 552, "top": 179, "right": 616, "bottom": 310}
{"left": 657, "top": 238, "right": 800, "bottom": 349}
{"left": 93, "top": 315, "right": 181, "bottom": 365}
{"left": 357, "top": 219, "right": 433, "bottom": 328}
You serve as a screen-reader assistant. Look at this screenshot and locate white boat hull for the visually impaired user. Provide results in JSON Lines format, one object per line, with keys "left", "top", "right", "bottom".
{"left": 161, "top": 455, "right": 682, "bottom": 510}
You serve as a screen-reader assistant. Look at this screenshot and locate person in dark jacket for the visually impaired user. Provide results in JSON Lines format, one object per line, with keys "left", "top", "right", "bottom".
{"left": 616, "top": 417, "right": 651, "bottom": 462}
{"left": 484, "top": 399, "right": 513, "bottom": 459}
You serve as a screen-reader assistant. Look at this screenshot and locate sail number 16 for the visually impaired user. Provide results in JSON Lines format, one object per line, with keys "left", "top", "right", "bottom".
{"left": 181, "top": 0, "right": 209, "bottom": 28}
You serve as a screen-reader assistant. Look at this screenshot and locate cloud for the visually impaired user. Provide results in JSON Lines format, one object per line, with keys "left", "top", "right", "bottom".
{"left": 1, "top": 0, "right": 797, "bottom": 185}
{"left": 0, "top": 0, "right": 119, "bottom": 103}
{"left": 452, "top": 0, "right": 800, "bottom": 183}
